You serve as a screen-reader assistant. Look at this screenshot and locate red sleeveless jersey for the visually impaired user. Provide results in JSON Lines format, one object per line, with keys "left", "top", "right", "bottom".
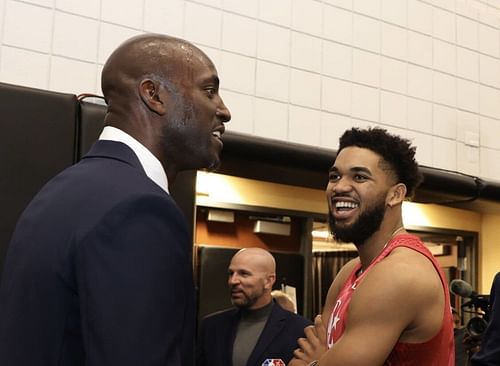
{"left": 326, "top": 234, "right": 455, "bottom": 365}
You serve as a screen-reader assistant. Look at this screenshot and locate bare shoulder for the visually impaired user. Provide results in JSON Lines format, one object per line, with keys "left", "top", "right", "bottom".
{"left": 322, "top": 257, "right": 360, "bottom": 318}
{"left": 349, "top": 246, "right": 445, "bottom": 342}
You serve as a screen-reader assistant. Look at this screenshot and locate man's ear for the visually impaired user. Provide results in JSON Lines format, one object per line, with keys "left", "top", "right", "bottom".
{"left": 387, "top": 183, "right": 407, "bottom": 207}
{"left": 139, "top": 79, "right": 166, "bottom": 115}
{"left": 265, "top": 273, "right": 276, "bottom": 290}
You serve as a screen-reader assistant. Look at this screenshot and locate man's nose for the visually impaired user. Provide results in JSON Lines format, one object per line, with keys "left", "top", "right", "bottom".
{"left": 216, "top": 99, "right": 231, "bottom": 123}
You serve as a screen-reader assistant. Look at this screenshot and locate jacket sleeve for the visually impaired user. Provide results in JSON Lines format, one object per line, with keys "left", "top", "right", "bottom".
{"left": 76, "top": 194, "right": 195, "bottom": 366}
{"left": 471, "top": 273, "right": 500, "bottom": 366}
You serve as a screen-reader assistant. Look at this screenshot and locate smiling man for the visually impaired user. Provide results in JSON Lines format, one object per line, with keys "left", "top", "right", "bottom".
{"left": 0, "top": 34, "right": 230, "bottom": 366}
{"left": 290, "top": 128, "right": 455, "bottom": 366}
{"left": 197, "top": 248, "right": 311, "bottom": 366}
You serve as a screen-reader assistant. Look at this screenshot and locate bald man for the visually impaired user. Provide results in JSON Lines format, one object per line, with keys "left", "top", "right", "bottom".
{"left": 0, "top": 34, "right": 230, "bottom": 366}
{"left": 196, "top": 248, "right": 311, "bottom": 366}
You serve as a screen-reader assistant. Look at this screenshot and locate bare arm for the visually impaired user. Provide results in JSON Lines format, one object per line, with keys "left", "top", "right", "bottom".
{"left": 292, "top": 249, "right": 444, "bottom": 366}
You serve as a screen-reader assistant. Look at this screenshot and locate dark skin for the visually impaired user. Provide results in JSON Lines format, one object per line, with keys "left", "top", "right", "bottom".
{"left": 101, "top": 34, "right": 231, "bottom": 183}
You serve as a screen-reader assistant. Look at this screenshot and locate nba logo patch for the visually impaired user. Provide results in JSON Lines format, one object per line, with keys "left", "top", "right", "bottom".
{"left": 262, "top": 359, "right": 285, "bottom": 366}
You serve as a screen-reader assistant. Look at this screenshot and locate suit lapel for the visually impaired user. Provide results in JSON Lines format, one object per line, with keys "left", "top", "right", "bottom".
{"left": 225, "top": 309, "right": 241, "bottom": 366}
{"left": 246, "top": 303, "right": 288, "bottom": 366}
{"left": 83, "top": 140, "right": 145, "bottom": 172}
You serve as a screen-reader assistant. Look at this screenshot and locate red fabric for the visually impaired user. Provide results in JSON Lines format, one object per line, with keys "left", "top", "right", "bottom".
{"left": 326, "top": 234, "right": 455, "bottom": 365}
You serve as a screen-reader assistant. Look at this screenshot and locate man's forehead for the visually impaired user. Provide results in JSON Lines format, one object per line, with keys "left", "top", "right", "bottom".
{"left": 333, "top": 146, "right": 381, "bottom": 169}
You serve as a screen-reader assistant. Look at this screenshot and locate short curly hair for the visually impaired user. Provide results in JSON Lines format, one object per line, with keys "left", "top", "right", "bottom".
{"left": 337, "top": 127, "right": 423, "bottom": 198}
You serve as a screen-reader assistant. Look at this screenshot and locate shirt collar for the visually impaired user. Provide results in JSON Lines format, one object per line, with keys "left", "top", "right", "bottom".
{"left": 98, "top": 126, "right": 169, "bottom": 193}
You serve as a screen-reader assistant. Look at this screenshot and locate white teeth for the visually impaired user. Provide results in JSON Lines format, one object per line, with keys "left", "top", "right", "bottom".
{"left": 212, "top": 131, "right": 221, "bottom": 138}
{"left": 335, "top": 201, "right": 358, "bottom": 209}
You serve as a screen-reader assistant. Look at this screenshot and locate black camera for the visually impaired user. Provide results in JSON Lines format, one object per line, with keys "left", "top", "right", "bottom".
{"left": 450, "top": 279, "right": 491, "bottom": 339}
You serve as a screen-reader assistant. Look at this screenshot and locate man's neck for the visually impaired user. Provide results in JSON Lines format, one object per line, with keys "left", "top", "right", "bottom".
{"left": 356, "top": 218, "right": 406, "bottom": 270}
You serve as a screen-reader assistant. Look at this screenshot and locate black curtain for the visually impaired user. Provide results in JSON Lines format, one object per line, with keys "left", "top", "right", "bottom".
{"left": 312, "top": 250, "right": 358, "bottom": 316}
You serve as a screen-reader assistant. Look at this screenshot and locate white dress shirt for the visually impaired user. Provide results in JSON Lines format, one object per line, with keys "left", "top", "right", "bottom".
{"left": 99, "top": 126, "right": 169, "bottom": 194}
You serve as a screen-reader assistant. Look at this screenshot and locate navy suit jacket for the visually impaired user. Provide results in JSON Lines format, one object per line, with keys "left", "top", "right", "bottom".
{"left": 0, "top": 140, "right": 195, "bottom": 366}
{"left": 471, "top": 272, "right": 500, "bottom": 366}
{"left": 196, "top": 302, "right": 312, "bottom": 366}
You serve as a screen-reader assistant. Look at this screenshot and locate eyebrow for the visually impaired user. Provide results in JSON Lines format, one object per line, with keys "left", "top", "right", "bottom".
{"left": 330, "top": 166, "right": 373, "bottom": 175}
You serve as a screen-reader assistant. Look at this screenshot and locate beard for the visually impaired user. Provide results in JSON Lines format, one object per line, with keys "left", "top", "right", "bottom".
{"left": 328, "top": 195, "right": 386, "bottom": 246}
{"left": 230, "top": 287, "right": 264, "bottom": 309}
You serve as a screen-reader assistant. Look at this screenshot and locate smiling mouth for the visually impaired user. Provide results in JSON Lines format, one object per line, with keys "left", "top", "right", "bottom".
{"left": 332, "top": 200, "right": 359, "bottom": 219}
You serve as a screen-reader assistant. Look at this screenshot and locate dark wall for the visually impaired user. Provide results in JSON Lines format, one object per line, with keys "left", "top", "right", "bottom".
{"left": 0, "top": 83, "right": 77, "bottom": 277}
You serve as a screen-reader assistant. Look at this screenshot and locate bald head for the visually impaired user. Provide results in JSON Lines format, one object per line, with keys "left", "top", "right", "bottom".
{"left": 228, "top": 248, "right": 277, "bottom": 310}
{"left": 102, "top": 33, "right": 211, "bottom": 104}
{"left": 98, "top": 33, "right": 231, "bottom": 182}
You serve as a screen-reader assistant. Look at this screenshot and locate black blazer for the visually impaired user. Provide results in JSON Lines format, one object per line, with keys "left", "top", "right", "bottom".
{"left": 196, "top": 302, "right": 312, "bottom": 366}
{"left": 0, "top": 140, "right": 195, "bottom": 366}
{"left": 471, "top": 272, "right": 500, "bottom": 366}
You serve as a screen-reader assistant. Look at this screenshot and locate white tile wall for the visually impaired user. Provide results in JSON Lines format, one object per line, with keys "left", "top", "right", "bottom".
{"left": 222, "top": 12, "right": 257, "bottom": 57}
{"left": 288, "top": 105, "right": 321, "bottom": 145}
{"left": 457, "top": 47, "right": 479, "bottom": 81}
{"left": 352, "top": 49, "right": 379, "bottom": 87}
{"left": 322, "top": 76, "right": 351, "bottom": 115}
{"left": 456, "top": 15, "right": 479, "bottom": 50}
{"left": 1, "top": 0, "right": 499, "bottom": 182}
{"left": 456, "top": 110, "right": 479, "bottom": 144}
{"left": 457, "top": 78, "right": 479, "bottom": 113}
{"left": 259, "top": 0, "right": 292, "bottom": 27}
{"left": 480, "top": 116, "right": 500, "bottom": 149}
{"left": 255, "top": 60, "right": 289, "bottom": 102}
{"left": 254, "top": 98, "right": 288, "bottom": 139}
{"left": 407, "top": 0, "right": 433, "bottom": 35}
{"left": 291, "top": 31, "right": 322, "bottom": 72}
{"left": 291, "top": 0, "right": 323, "bottom": 36}
{"left": 433, "top": 71, "right": 456, "bottom": 107}
{"left": 479, "top": 54, "right": 500, "bottom": 88}
{"left": 0, "top": 46, "right": 50, "bottom": 88}
{"left": 432, "top": 136, "right": 457, "bottom": 171}
{"left": 53, "top": 11, "right": 99, "bottom": 62}
{"left": 184, "top": 3, "right": 222, "bottom": 48}
{"left": 352, "top": 14, "right": 380, "bottom": 53}
{"left": 481, "top": 147, "right": 500, "bottom": 182}
{"left": 49, "top": 56, "right": 96, "bottom": 94}
{"left": 457, "top": 142, "right": 480, "bottom": 176}
{"left": 143, "top": 0, "right": 184, "bottom": 38}
{"left": 479, "top": 23, "right": 500, "bottom": 57}
{"left": 222, "top": 90, "right": 254, "bottom": 134}
{"left": 353, "top": 0, "right": 380, "bottom": 17}
{"left": 320, "top": 112, "right": 351, "bottom": 148}
{"left": 289, "top": 69, "right": 321, "bottom": 109}
{"left": 323, "top": 5, "right": 352, "bottom": 44}
{"left": 223, "top": 0, "right": 258, "bottom": 18}
{"left": 98, "top": 23, "right": 142, "bottom": 64}
{"left": 408, "top": 31, "right": 432, "bottom": 67}
{"left": 55, "top": 0, "right": 101, "bottom": 19}
{"left": 433, "top": 39, "right": 456, "bottom": 74}
{"left": 480, "top": 85, "right": 500, "bottom": 119}
{"left": 433, "top": 7, "right": 456, "bottom": 43}
{"left": 407, "top": 97, "right": 433, "bottom": 133}
{"left": 433, "top": 104, "right": 457, "bottom": 139}
{"left": 322, "top": 41, "right": 352, "bottom": 80}
{"left": 408, "top": 64, "right": 433, "bottom": 100}
{"left": 406, "top": 130, "right": 433, "bottom": 166}
{"left": 4, "top": 1, "right": 53, "bottom": 53}
{"left": 351, "top": 84, "right": 379, "bottom": 121}
{"left": 101, "top": 0, "right": 143, "bottom": 29}
{"left": 220, "top": 52, "right": 256, "bottom": 95}
{"left": 381, "top": 23, "right": 407, "bottom": 60}
{"left": 380, "top": 0, "right": 406, "bottom": 27}
{"left": 323, "top": 0, "right": 351, "bottom": 10}
{"left": 257, "top": 23, "right": 290, "bottom": 65}
{"left": 380, "top": 91, "right": 407, "bottom": 128}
